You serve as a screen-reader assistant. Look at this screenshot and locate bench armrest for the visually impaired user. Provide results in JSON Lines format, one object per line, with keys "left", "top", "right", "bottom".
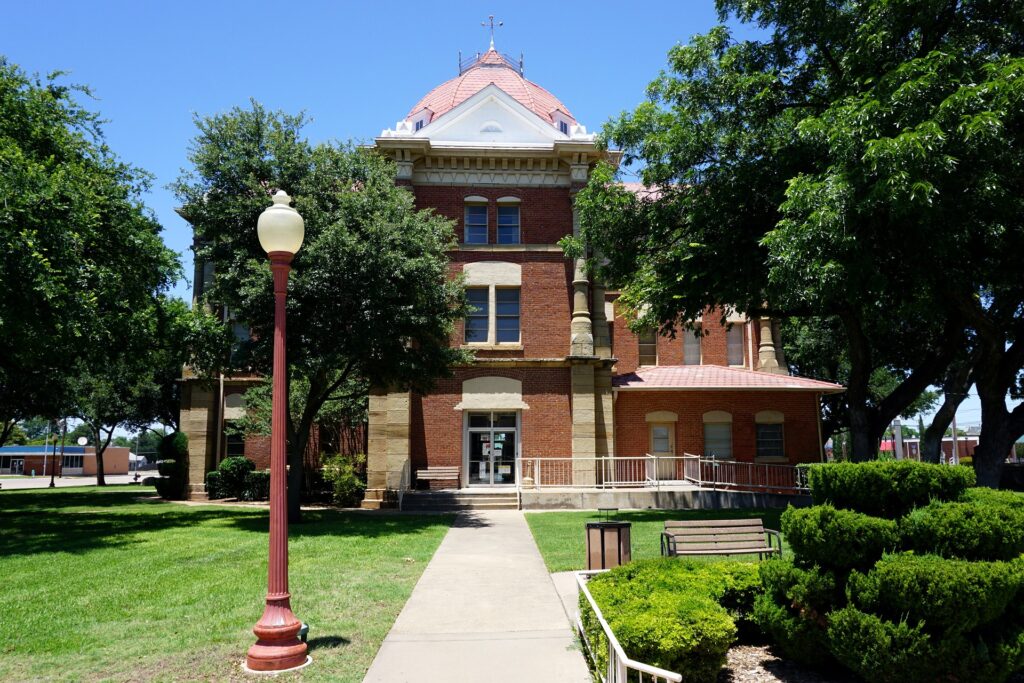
{"left": 661, "top": 531, "right": 677, "bottom": 557}
{"left": 765, "top": 529, "right": 783, "bottom": 557}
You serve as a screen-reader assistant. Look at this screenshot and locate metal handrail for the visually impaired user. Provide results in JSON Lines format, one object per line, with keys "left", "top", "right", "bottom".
{"left": 680, "top": 453, "right": 808, "bottom": 493}
{"left": 517, "top": 456, "right": 693, "bottom": 489}
{"left": 575, "top": 571, "right": 683, "bottom": 683}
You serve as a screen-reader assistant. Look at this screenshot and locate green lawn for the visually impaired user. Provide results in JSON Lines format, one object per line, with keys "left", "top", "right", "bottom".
{"left": 0, "top": 486, "right": 452, "bottom": 682}
{"left": 525, "top": 508, "right": 788, "bottom": 572}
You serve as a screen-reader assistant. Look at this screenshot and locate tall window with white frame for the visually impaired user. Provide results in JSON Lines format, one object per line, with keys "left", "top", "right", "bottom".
{"left": 465, "top": 288, "right": 489, "bottom": 343}
{"left": 495, "top": 288, "right": 520, "bottom": 343}
{"left": 638, "top": 328, "right": 657, "bottom": 366}
{"left": 464, "top": 203, "right": 488, "bottom": 244}
{"left": 727, "top": 325, "right": 745, "bottom": 366}
{"left": 497, "top": 202, "right": 520, "bottom": 244}
{"left": 684, "top": 327, "right": 702, "bottom": 365}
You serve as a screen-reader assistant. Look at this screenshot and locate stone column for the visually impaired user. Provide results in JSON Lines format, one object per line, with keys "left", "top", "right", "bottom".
{"left": 591, "top": 279, "right": 612, "bottom": 359}
{"left": 757, "top": 318, "right": 788, "bottom": 374}
{"left": 594, "top": 365, "right": 615, "bottom": 458}
{"left": 570, "top": 257, "right": 594, "bottom": 356}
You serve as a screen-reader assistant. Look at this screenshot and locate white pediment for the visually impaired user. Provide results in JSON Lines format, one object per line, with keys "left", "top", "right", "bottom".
{"left": 412, "top": 85, "right": 566, "bottom": 147}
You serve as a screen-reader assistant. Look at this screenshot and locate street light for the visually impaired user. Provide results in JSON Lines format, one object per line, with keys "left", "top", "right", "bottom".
{"left": 245, "top": 190, "right": 309, "bottom": 672}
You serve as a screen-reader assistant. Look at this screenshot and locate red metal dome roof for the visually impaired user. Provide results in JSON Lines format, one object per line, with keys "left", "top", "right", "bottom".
{"left": 408, "top": 49, "right": 575, "bottom": 126}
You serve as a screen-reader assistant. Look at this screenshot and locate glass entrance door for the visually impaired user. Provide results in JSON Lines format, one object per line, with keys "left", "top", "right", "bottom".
{"left": 467, "top": 412, "right": 518, "bottom": 486}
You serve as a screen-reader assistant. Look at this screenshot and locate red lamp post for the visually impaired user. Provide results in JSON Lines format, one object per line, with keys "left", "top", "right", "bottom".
{"left": 246, "top": 190, "right": 310, "bottom": 672}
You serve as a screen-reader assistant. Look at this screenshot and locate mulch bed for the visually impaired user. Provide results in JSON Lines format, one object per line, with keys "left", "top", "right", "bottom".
{"left": 719, "top": 645, "right": 856, "bottom": 683}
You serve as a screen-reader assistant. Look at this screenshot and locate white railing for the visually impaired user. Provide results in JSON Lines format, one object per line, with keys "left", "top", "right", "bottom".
{"left": 516, "top": 455, "right": 693, "bottom": 490}
{"left": 681, "top": 453, "right": 808, "bottom": 493}
{"left": 575, "top": 570, "right": 683, "bottom": 683}
{"left": 396, "top": 459, "right": 411, "bottom": 511}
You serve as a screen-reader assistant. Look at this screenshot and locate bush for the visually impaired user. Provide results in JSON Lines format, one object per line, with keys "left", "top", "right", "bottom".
{"left": 845, "top": 553, "right": 1023, "bottom": 635}
{"left": 141, "top": 476, "right": 157, "bottom": 486}
{"left": 781, "top": 505, "right": 898, "bottom": 570}
{"left": 580, "top": 558, "right": 757, "bottom": 682}
{"left": 321, "top": 454, "right": 366, "bottom": 507}
{"left": 900, "top": 500, "right": 1024, "bottom": 560}
{"left": 807, "top": 460, "right": 974, "bottom": 518}
{"left": 153, "top": 432, "right": 189, "bottom": 500}
{"left": 961, "top": 487, "right": 1024, "bottom": 509}
{"left": 752, "top": 592, "right": 834, "bottom": 668}
{"left": 217, "top": 456, "right": 255, "bottom": 499}
{"left": 205, "top": 471, "right": 224, "bottom": 499}
{"left": 241, "top": 470, "right": 270, "bottom": 501}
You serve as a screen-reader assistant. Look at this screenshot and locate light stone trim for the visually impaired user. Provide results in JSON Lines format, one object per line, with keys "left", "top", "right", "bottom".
{"left": 464, "top": 195, "right": 488, "bottom": 203}
{"left": 454, "top": 376, "right": 529, "bottom": 411}
{"left": 223, "top": 391, "right": 246, "bottom": 420}
{"left": 702, "top": 410, "right": 733, "bottom": 423}
{"left": 463, "top": 261, "right": 521, "bottom": 286}
{"left": 645, "top": 410, "right": 679, "bottom": 423}
{"left": 457, "top": 244, "right": 564, "bottom": 253}
{"left": 496, "top": 196, "right": 521, "bottom": 204}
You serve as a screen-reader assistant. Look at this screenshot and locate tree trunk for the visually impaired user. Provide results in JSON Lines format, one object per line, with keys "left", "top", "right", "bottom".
{"left": 921, "top": 357, "right": 974, "bottom": 463}
{"left": 287, "top": 438, "right": 305, "bottom": 524}
{"left": 847, "top": 403, "right": 877, "bottom": 461}
{"left": 95, "top": 447, "right": 106, "bottom": 486}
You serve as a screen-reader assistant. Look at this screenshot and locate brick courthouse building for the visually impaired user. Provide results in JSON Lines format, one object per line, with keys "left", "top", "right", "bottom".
{"left": 359, "top": 47, "right": 842, "bottom": 507}
{"left": 179, "top": 44, "right": 842, "bottom": 501}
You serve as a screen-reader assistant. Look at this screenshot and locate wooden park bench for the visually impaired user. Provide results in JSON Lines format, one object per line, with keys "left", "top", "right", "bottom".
{"left": 660, "top": 518, "right": 782, "bottom": 559}
{"left": 416, "top": 466, "right": 460, "bottom": 489}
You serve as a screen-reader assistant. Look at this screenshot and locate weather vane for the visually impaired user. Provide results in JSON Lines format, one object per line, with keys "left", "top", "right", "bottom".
{"left": 482, "top": 15, "right": 503, "bottom": 49}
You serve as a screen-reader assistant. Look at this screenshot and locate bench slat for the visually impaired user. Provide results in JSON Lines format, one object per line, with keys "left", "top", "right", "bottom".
{"left": 670, "top": 548, "right": 777, "bottom": 555}
{"left": 666, "top": 526, "right": 765, "bottom": 536}
{"left": 669, "top": 533, "right": 767, "bottom": 544}
{"left": 665, "top": 519, "right": 764, "bottom": 528}
{"left": 675, "top": 540, "right": 773, "bottom": 551}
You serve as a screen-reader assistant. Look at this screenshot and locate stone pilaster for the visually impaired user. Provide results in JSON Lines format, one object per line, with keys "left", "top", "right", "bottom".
{"left": 362, "top": 388, "right": 411, "bottom": 509}
{"left": 594, "top": 365, "right": 615, "bottom": 458}
{"left": 571, "top": 363, "right": 598, "bottom": 486}
{"left": 180, "top": 380, "right": 218, "bottom": 498}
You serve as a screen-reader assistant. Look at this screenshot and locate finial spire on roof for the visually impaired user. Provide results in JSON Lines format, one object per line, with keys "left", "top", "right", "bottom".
{"left": 481, "top": 14, "right": 503, "bottom": 50}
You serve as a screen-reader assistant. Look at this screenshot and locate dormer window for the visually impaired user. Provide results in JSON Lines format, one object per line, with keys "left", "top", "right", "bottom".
{"left": 559, "top": 121, "right": 569, "bottom": 135}
{"left": 414, "top": 120, "right": 424, "bottom": 131}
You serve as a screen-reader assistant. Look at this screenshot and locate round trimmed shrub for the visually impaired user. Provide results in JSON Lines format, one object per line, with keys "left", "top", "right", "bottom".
{"left": 781, "top": 505, "right": 898, "bottom": 570}
{"left": 157, "top": 459, "right": 177, "bottom": 477}
{"left": 205, "top": 470, "right": 224, "bottom": 499}
{"left": 901, "top": 500, "right": 1024, "bottom": 560}
{"left": 241, "top": 470, "right": 270, "bottom": 501}
{"left": 961, "top": 487, "right": 1024, "bottom": 509}
{"left": 217, "top": 456, "right": 255, "bottom": 499}
{"left": 807, "top": 461, "right": 974, "bottom": 518}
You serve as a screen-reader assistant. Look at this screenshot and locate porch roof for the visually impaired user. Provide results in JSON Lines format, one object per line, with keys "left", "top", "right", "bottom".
{"left": 612, "top": 365, "right": 845, "bottom": 393}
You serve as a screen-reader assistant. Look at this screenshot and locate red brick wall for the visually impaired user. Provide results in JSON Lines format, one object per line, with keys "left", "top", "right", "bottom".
{"left": 449, "top": 253, "right": 573, "bottom": 358}
{"left": 612, "top": 304, "right": 749, "bottom": 373}
{"left": 413, "top": 186, "right": 572, "bottom": 244}
{"left": 614, "top": 390, "right": 822, "bottom": 464}
{"left": 411, "top": 367, "right": 573, "bottom": 475}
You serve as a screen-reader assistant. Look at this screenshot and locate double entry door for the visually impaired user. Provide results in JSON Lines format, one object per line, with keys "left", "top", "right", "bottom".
{"left": 466, "top": 411, "right": 519, "bottom": 486}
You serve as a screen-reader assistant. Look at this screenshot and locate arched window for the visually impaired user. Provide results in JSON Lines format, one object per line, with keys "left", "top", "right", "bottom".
{"left": 702, "top": 410, "right": 733, "bottom": 459}
{"left": 464, "top": 196, "right": 488, "bottom": 244}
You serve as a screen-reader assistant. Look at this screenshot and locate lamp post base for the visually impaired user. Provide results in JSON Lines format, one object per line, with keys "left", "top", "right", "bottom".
{"left": 242, "top": 656, "right": 312, "bottom": 675}
{"left": 246, "top": 595, "right": 308, "bottom": 672}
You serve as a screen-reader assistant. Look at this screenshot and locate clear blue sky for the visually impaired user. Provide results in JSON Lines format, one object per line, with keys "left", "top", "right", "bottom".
{"left": 3, "top": 1, "right": 1013, "bottom": 429}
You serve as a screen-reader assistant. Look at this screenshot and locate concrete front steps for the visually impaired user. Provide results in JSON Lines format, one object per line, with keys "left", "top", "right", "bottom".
{"left": 401, "top": 489, "right": 519, "bottom": 512}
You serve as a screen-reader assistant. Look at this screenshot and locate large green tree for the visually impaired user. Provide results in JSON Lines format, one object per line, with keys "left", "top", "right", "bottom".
{"left": 573, "top": 1, "right": 1024, "bottom": 482}
{"left": 173, "top": 102, "right": 468, "bottom": 520}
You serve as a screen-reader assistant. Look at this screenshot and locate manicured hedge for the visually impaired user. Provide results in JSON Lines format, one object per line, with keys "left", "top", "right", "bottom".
{"left": 241, "top": 470, "right": 270, "bottom": 501}
{"left": 781, "top": 505, "right": 898, "bottom": 570}
{"left": 153, "top": 432, "right": 189, "bottom": 500}
{"left": 580, "top": 558, "right": 760, "bottom": 682}
{"left": 806, "top": 460, "right": 974, "bottom": 518}
{"left": 846, "top": 554, "right": 1023, "bottom": 635}
{"left": 961, "top": 486, "right": 1024, "bottom": 509}
{"left": 900, "top": 500, "right": 1024, "bottom": 560}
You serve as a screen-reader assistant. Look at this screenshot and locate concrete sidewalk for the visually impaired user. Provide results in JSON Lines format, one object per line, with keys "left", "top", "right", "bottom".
{"left": 363, "top": 510, "right": 590, "bottom": 683}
